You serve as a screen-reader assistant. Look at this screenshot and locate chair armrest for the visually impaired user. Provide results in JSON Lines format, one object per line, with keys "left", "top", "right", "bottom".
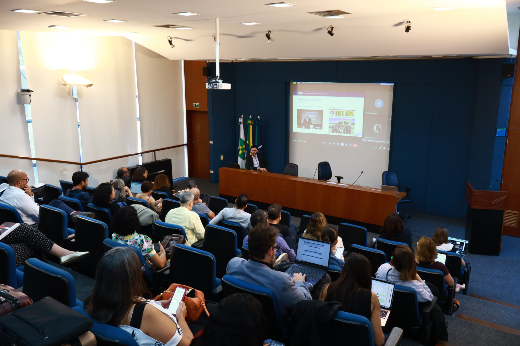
{"left": 420, "top": 296, "right": 437, "bottom": 326}
{"left": 212, "top": 285, "right": 222, "bottom": 295}
{"left": 404, "top": 187, "right": 412, "bottom": 196}
{"left": 446, "top": 277, "right": 457, "bottom": 314}
{"left": 367, "top": 240, "right": 377, "bottom": 248}
{"left": 210, "top": 285, "right": 223, "bottom": 302}
{"left": 384, "top": 327, "right": 403, "bottom": 346}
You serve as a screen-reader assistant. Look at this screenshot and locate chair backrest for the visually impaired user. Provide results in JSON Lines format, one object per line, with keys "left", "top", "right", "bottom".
{"left": 376, "top": 238, "right": 408, "bottom": 262}
{"left": 382, "top": 171, "right": 399, "bottom": 188}
{"left": 283, "top": 163, "right": 298, "bottom": 176}
{"left": 87, "top": 203, "right": 113, "bottom": 229}
{"left": 207, "top": 196, "right": 229, "bottom": 215}
{"left": 229, "top": 163, "right": 241, "bottom": 169}
{"left": 438, "top": 250, "right": 463, "bottom": 279}
{"left": 197, "top": 212, "right": 210, "bottom": 228}
{"left": 85, "top": 186, "right": 95, "bottom": 197}
{"left": 0, "top": 243, "right": 21, "bottom": 288}
{"left": 43, "top": 184, "right": 63, "bottom": 204}
{"left": 0, "top": 202, "right": 24, "bottom": 224}
{"left": 0, "top": 176, "right": 7, "bottom": 185}
{"left": 166, "top": 244, "right": 220, "bottom": 297}
{"left": 59, "top": 180, "right": 73, "bottom": 196}
{"left": 323, "top": 310, "right": 375, "bottom": 346}
{"left": 317, "top": 161, "right": 332, "bottom": 181}
{"left": 219, "top": 220, "right": 246, "bottom": 248}
{"left": 203, "top": 225, "right": 241, "bottom": 278}
{"left": 38, "top": 205, "right": 70, "bottom": 245}
{"left": 280, "top": 210, "right": 291, "bottom": 227}
{"left": 153, "top": 221, "right": 187, "bottom": 239}
{"left": 241, "top": 246, "right": 249, "bottom": 260}
{"left": 299, "top": 215, "right": 311, "bottom": 234}
{"left": 103, "top": 239, "right": 156, "bottom": 288}
{"left": 160, "top": 199, "right": 180, "bottom": 221}
{"left": 328, "top": 265, "right": 342, "bottom": 282}
{"left": 59, "top": 195, "right": 84, "bottom": 212}
{"left": 244, "top": 203, "right": 258, "bottom": 215}
{"left": 171, "top": 177, "right": 190, "bottom": 191}
{"left": 72, "top": 307, "right": 139, "bottom": 346}
{"left": 349, "top": 244, "right": 387, "bottom": 277}
{"left": 126, "top": 197, "right": 149, "bottom": 209}
{"left": 222, "top": 275, "right": 286, "bottom": 338}
{"left": 338, "top": 223, "right": 367, "bottom": 249}
{"left": 23, "top": 258, "right": 77, "bottom": 308}
{"left": 416, "top": 267, "right": 448, "bottom": 300}
{"left": 151, "top": 190, "right": 169, "bottom": 201}
{"left": 385, "top": 285, "right": 422, "bottom": 329}
{"left": 74, "top": 216, "right": 109, "bottom": 278}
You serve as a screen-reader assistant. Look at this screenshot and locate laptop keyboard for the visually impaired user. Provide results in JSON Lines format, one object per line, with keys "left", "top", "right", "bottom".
{"left": 380, "top": 309, "right": 389, "bottom": 319}
{"left": 287, "top": 265, "right": 324, "bottom": 282}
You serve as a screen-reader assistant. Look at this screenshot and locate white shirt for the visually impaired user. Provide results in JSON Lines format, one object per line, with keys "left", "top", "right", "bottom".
{"left": 0, "top": 186, "right": 39, "bottom": 225}
{"left": 253, "top": 155, "right": 259, "bottom": 168}
{"left": 375, "top": 263, "right": 433, "bottom": 302}
{"left": 209, "top": 207, "right": 251, "bottom": 230}
{"left": 436, "top": 243, "right": 454, "bottom": 252}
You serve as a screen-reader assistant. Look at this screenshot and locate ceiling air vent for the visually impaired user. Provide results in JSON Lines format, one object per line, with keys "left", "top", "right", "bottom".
{"left": 308, "top": 9, "right": 351, "bottom": 17}
{"left": 41, "top": 11, "right": 87, "bottom": 17}
{"left": 154, "top": 24, "right": 182, "bottom": 29}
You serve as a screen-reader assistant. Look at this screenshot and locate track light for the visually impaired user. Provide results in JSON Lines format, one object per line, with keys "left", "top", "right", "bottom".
{"left": 167, "top": 36, "right": 175, "bottom": 48}
{"left": 404, "top": 20, "right": 411, "bottom": 33}
{"left": 266, "top": 30, "right": 274, "bottom": 43}
{"left": 327, "top": 25, "right": 334, "bottom": 36}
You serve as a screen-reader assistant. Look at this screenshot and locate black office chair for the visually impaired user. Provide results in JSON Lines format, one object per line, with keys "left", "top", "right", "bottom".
{"left": 338, "top": 223, "right": 368, "bottom": 250}
{"left": 59, "top": 180, "right": 73, "bottom": 196}
{"left": 219, "top": 220, "right": 246, "bottom": 247}
{"left": 208, "top": 196, "right": 229, "bottom": 215}
{"left": 417, "top": 267, "right": 457, "bottom": 315}
{"left": 298, "top": 215, "right": 311, "bottom": 235}
{"left": 382, "top": 171, "right": 412, "bottom": 219}
{"left": 229, "top": 163, "right": 241, "bottom": 169}
{"left": 0, "top": 176, "right": 8, "bottom": 185}
{"left": 38, "top": 205, "right": 74, "bottom": 248}
{"left": 42, "top": 184, "right": 62, "bottom": 205}
{"left": 160, "top": 199, "right": 180, "bottom": 221}
{"left": 376, "top": 238, "right": 408, "bottom": 262}
{"left": 0, "top": 202, "right": 24, "bottom": 224}
{"left": 244, "top": 203, "right": 258, "bottom": 215}
{"left": 203, "top": 225, "right": 242, "bottom": 278}
{"left": 317, "top": 161, "right": 343, "bottom": 182}
{"left": 87, "top": 203, "right": 113, "bottom": 232}
{"left": 283, "top": 163, "right": 298, "bottom": 176}
{"left": 59, "top": 195, "right": 85, "bottom": 212}
{"left": 126, "top": 197, "right": 149, "bottom": 209}
{"left": 153, "top": 221, "right": 187, "bottom": 239}
{"left": 197, "top": 212, "right": 210, "bottom": 228}
{"left": 151, "top": 190, "right": 169, "bottom": 201}
{"left": 74, "top": 216, "right": 109, "bottom": 278}
{"left": 280, "top": 210, "right": 291, "bottom": 227}
{"left": 349, "top": 244, "right": 387, "bottom": 277}
{"left": 438, "top": 250, "right": 470, "bottom": 295}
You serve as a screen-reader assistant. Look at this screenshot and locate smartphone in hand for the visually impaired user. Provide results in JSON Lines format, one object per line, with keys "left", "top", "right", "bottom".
{"left": 167, "top": 287, "right": 187, "bottom": 316}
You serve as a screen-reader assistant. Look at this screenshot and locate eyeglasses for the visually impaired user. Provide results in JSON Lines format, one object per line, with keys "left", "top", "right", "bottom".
{"left": 20, "top": 178, "right": 29, "bottom": 182}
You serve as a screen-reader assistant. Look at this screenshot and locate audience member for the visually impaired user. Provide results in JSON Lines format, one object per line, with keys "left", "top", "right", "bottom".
{"left": 433, "top": 227, "right": 466, "bottom": 264}
{"left": 302, "top": 212, "right": 327, "bottom": 240}
{"left": 85, "top": 247, "right": 193, "bottom": 345}
{"left": 416, "top": 236, "right": 463, "bottom": 293}
{"left": 0, "top": 170, "right": 90, "bottom": 224}
{"left": 111, "top": 206, "right": 166, "bottom": 268}
{"left": 153, "top": 174, "right": 175, "bottom": 199}
{"left": 135, "top": 181, "right": 162, "bottom": 213}
{"left": 267, "top": 204, "right": 298, "bottom": 248}
{"left": 379, "top": 213, "right": 413, "bottom": 250}
{"left": 320, "top": 253, "right": 385, "bottom": 346}
{"left": 1, "top": 223, "right": 88, "bottom": 266}
{"left": 190, "top": 188, "right": 215, "bottom": 219}
{"left": 66, "top": 171, "right": 92, "bottom": 210}
{"left": 243, "top": 210, "right": 296, "bottom": 261}
{"left": 227, "top": 223, "right": 312, "bottom": 317}
{"left": 116, "top": 167, "right": 132, "bottom": 188}
{"left": 111, "top": 179, "right": 132, "bottom": 200}
{"left": 92, "top": 183, "right": 122, "bottom": 216}
{"left": 209, "top": 194, "right": 251, "bottom": 230}
{"left": 132, "top": 167, "right": 148, "bottom": 183}
{"left": 321, "top": 226, "right": 344, "bottom": 268}
{"left": 165, "top": 191, "right": 205, "bottom": 246}
{"left": 375, "top": 245, "right": 448, "bottom": 344}
{"left": 191, "top": 293, "right": 267, "bottom": 346}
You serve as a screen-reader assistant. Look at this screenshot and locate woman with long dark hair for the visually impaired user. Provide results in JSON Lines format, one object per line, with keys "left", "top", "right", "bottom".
{"left": 302, "top": 212, "right": 328, "bottom": 240}
{"left": 191, "top": 293, "right": 267, "bottom": 346}
{"left": 85, "top": 247, "right": 193, "bottom": 345}
{"left": 92, "top": 182, "right": 121, "bottom": 216}
{"left": 319, "top": 253, "right": 385, "bottom": 346}
{"left": 379, "top": 213, "right": 413, "bottom": 250}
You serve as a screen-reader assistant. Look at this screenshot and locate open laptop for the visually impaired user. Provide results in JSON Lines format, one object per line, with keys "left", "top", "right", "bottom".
{"left": 435, "top": 253, "right": 447, "bottom": 264}
{"left": 381, "top": 185, "right": 398, "bottom": 193}
{"left": 448, "top": 237, "right": 469, "bottom": 254}
{"left": 130, "top": 182, "right": 142, "bottom": 195}
{"left": 372, "top": 278, "right": 395, "bottom": 327}
{"left": 285, "top": 238, "right": 330, "bottom": 286}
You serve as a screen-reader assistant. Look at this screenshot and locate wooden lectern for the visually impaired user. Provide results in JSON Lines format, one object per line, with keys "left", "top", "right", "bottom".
{"left": 465, "top": 182, "right": 509, "bottom": 256}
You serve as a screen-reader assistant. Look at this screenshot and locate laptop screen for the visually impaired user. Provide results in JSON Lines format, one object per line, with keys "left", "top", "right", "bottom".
{"left": 372, "top": 279, "right": 394, "bottom": 310}
{"left": 448, "top": 237, "right": 468, "bottom": 253}
{"left": 435, "top": 253, "right": 446, "bottom": 264}
{"left": 130, "top": 182, "right": 142, "bottom": 194}
{"left": 295, "top": 238, "right": 330, "bottom": 268}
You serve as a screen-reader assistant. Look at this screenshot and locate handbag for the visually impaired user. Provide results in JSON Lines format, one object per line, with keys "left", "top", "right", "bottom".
{"left": 153, "top": 283, "right": 209, "bottom": 322}
{"left": 0, "top": 284, "right": 33, "bottom": 316}
{"left": 160, "top": 235, "right": 186, "bottom": 260}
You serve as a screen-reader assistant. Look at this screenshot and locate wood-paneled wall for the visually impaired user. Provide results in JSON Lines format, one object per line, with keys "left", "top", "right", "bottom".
{"left": 184, "top": 61, "right": 208, "bottom": 112}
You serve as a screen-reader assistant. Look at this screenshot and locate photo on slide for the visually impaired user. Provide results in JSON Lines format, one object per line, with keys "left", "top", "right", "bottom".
{"left": 327, "top": 109, "right": 359, "bottom": 136}
{"left": 297, "top": 109, "right": 323, "bottom": 129}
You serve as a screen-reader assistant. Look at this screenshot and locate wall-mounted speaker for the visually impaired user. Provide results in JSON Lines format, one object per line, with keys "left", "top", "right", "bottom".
{"left": 502, "top": 64, "right": 515, "bottom": 78}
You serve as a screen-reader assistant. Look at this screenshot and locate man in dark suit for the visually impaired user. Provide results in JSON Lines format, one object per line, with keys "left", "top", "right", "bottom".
{"left": 245, "top": 145, "right": 268, "bottom": 172}
{"left": 301, "top": 114, "right": 311, "bottom": 128}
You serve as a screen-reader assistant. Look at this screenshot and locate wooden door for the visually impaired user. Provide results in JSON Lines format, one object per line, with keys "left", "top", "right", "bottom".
{"left": 187, "top": 110, "right": 210, "bottom": 179}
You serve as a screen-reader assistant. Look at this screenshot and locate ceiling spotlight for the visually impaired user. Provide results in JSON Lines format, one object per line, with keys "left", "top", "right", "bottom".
{"left": 266, "top": 2, "right": 295, "bottom": 7}
{"left": 167, "top": 36, "right": 175, "bottom": 48}
{"left": 327, "top": 25, "right": 334, "bottom": 36}
{"left": 104, "top": 19, "right": 126, "bottom": 23}
{"left": 11, "top": 9, "right": 40, "bottom": 14}
{"left": 266, "top": 30, "right": 274, "bottom": 43}
{"left": 404, "top": 20, "right": 411, "bottom": 33}
{"left": 48, "top": 25, "right": 70, "bottom": 29}
{"left": 173, "top": 12, "right": 199, "bottom": 16}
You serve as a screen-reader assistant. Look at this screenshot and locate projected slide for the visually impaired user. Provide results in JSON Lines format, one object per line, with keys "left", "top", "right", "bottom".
{"left": 289, "top": 83, "right": 394, "bottom": 188}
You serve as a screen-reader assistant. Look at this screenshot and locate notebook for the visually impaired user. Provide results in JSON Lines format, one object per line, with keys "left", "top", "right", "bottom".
{"left": 285, "top": 238, "right": 330, "bottom": 286}
{"left": 448, "top": 237, "right": 469, "bottom": 254}
{"left": 372, "top": 278, "right": 395, "bottom": 327}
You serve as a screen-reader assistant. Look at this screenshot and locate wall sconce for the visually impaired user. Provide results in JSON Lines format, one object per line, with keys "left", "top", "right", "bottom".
{"left": 62, "top": 75, "right": 93, "bottom": 88}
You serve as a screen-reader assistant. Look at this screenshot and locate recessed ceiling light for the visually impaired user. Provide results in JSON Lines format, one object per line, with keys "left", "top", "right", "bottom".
{"left": 104, "top": 19, "right": 126, "bottom": 23}
{"left": 242, "top": 22, "right": 261, "bottom": 25}
{"left": 48, "top": 25, "right": 70, "bottom": 29}
{"left": 11, "top": 9, "right": 40, "bottom": 14}
{"left": 175, "top": 26, "right": 192, "bottom": 30}
{"left": 432, "top": 7, "right": 454, "bottom": 11}
{"left": 325, "top": 15, "right": 344, "bottom": 19}
{"left": 83, "top": 0, "right": 116, "bottom": 3}
{"left": 41, "top": 11, "right": 86, "bottom": 17}
{"left": 266, "top": 2, "right": 295, "bottom": 7}
{"left": 173, "top": 12, "right": 199, "bottom": 16}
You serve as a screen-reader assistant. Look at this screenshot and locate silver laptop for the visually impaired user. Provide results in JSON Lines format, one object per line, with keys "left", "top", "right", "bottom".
{"left": 372, "top": 278, "right": 395, "bottom": 327}
{"left": 285, "top": 238, "right": 330, "bottom": 286}
{"left": 448, "top": 237, "right": 469, "bottom": 254}
{"left": 435, "top": 253, "right": 447, "bottom": 264}
{"left": 381, "top": 185, "right": 398, "bottom": 193}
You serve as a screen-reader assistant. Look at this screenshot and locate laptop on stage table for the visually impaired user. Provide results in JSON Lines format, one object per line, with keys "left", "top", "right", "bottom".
{"left": 285, "top": 238, "right": 330, "bottom": 286}
{"left": 372, "top": 278, "right": 395, "bottom": 327}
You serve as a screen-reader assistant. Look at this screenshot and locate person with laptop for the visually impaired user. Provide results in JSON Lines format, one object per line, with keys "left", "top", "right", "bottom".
{"left": 319, "top": 253, "right": 385, "bottom": 346}
{"left": 226, "top": 223, "right": 312, "bottom": 317}
{"left": 433, "top": 227, "right": 467, "bottom": 266}
{"left": 379, "top": 213, "right": 413, "bottom": 250}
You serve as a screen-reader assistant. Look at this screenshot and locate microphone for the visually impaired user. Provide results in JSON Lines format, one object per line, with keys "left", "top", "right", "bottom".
{"left": 487, "top": 179, "right": 499, "bottom": 191}
{"left": 352, "top": 171, "right": 363, "bottom": 185}
{"left": 312, "top": 165, "right": 319, "bottom": 179}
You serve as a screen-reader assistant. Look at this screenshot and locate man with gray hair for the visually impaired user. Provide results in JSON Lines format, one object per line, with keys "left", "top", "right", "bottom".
{"left": 165, "top": 190, "right": 205, "bottom": 246}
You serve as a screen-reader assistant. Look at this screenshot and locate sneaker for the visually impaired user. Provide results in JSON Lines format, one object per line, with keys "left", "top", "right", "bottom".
{"left": 60, "top": 251, "right": 89, "bottom": 266}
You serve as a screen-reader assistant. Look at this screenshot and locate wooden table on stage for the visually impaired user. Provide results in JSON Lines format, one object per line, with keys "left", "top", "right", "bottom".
{"left": 219, "top": 168, "right": 403, "bottom": 226}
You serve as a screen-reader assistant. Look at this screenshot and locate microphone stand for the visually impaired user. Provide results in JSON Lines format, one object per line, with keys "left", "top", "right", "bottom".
{"left": 312, "top": 165, "right": 318, "bottom": 179}
{"left": 352, "top": 171, "right": 363, "bottom": 185}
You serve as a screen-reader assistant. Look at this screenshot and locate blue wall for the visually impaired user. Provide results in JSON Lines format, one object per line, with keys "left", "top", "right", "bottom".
{"left": 207, "top": 59, "right": 511, "bottom": 220}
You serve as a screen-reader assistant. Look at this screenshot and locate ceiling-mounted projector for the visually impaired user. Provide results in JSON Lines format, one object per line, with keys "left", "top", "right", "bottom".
{"left": 206, "top": 77, "right": 231, "bottom": 90}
